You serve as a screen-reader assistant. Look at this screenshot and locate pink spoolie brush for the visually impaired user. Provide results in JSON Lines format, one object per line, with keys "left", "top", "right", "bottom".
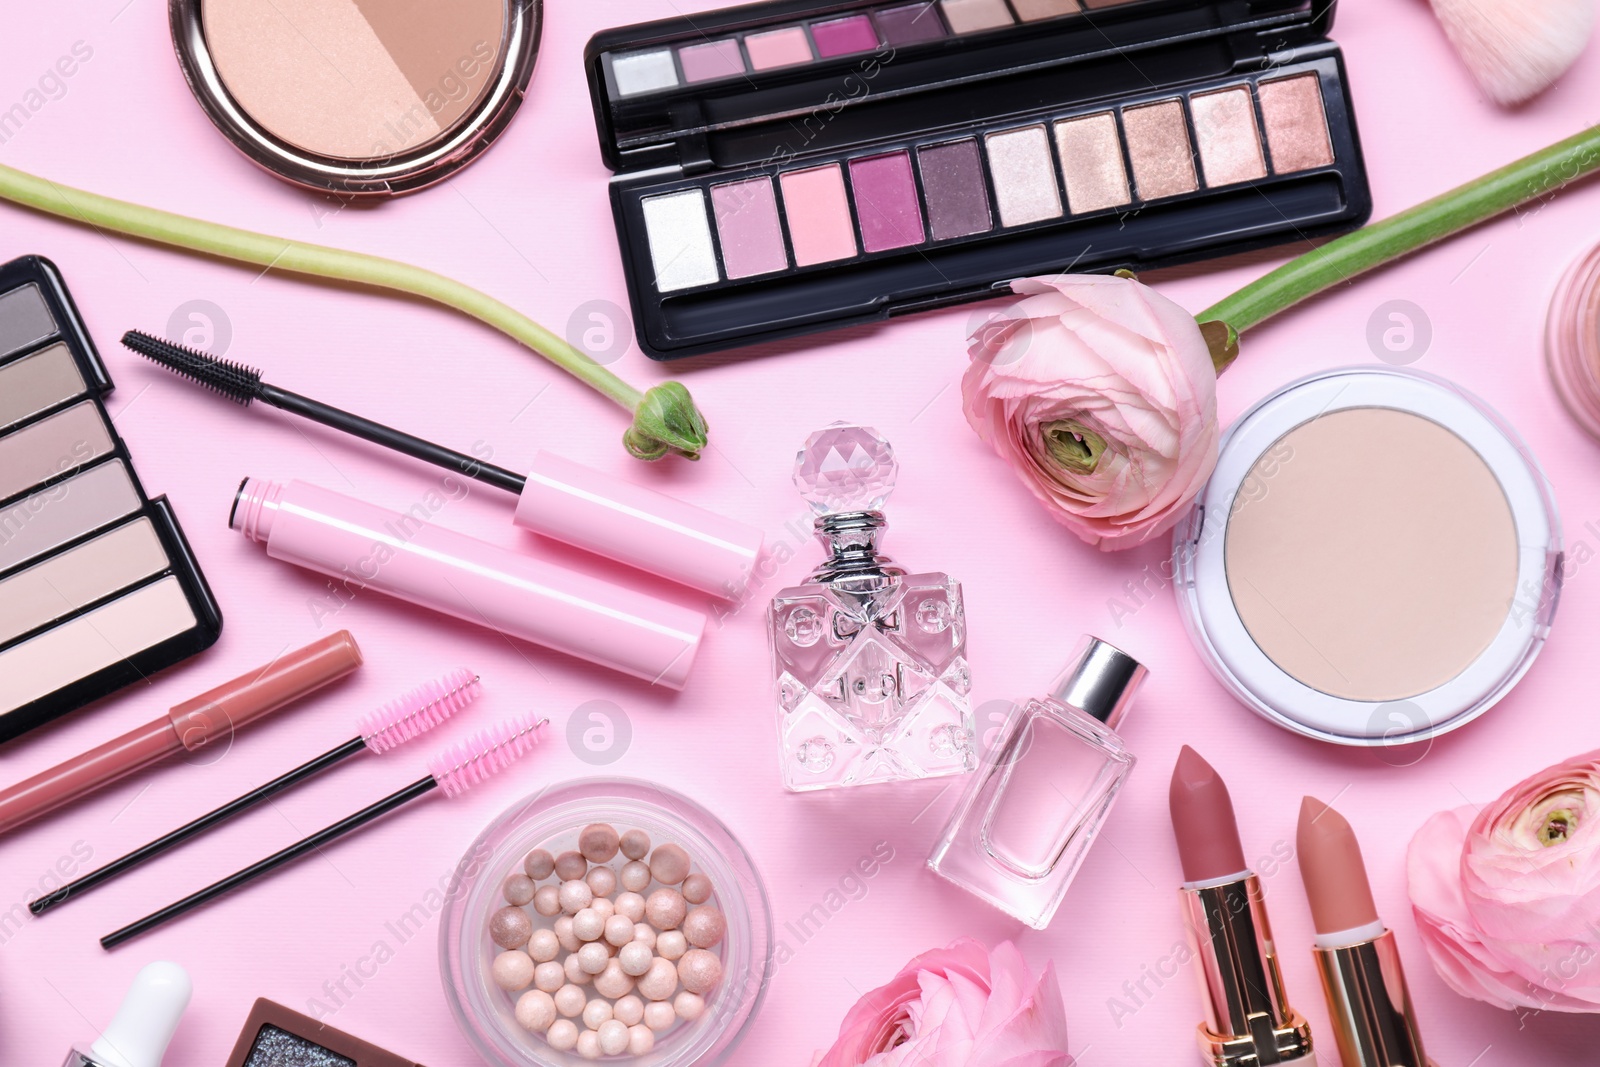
{"left": 101, "top": 714, "right": 548, "bottom": 948}
{"left": 34, "top": 669, "right": 480, "bottom": 916}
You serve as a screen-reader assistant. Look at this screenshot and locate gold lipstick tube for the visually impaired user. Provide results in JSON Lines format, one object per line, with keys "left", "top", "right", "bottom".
{"left": 1181, "top": 874, "right": 1315, "bottom": 1066}
{"left": 1313, "top": 929, "right": 1436, "bottom": 1067}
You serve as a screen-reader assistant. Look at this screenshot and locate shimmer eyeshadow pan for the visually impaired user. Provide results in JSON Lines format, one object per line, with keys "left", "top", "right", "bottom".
{"left": 0, "top": 255, "right": 221, "bottom": 743}
{"left": 873, "top": 2, "right": 948, "bottom": 43}
{"left": 1122, "top": 100, "right": 1197, "bottom": 199}
{"left": 1055, "top": 112, "right": 1130, "bottom": 213}
{"left": 1191, "top": 86, "right": 1267, "bottom": 186}
{"left": 1258, "top": 74, "right": 1335, "bottom": 173}
{"left": 918, "top": 140, "right": 992, "bottom": 239}
{"left": 588, "top": 0, "right": 1370, "bottom": 358}
{"left": 850, "top": 152, "right": 925, "bottom": 252}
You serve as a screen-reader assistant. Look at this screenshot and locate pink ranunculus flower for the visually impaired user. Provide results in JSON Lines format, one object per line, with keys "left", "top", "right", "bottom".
{"left": 963, "top": 274, "right": 1219, "bottom": 550}
{"left": 1408, "top": 750, "right": 1600, "bottom": 1012}
{"left": 814, "top": 937, "right": 1071, "bottom": 1067}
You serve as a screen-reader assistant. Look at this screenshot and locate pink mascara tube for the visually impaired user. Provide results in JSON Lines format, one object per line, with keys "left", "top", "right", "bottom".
{"left": 232, "top": 478, "right": 706, "bottom": 688}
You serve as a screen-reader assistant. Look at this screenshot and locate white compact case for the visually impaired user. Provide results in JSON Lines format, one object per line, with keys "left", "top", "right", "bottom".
{"left": 1172, "top": 366, "right": 1561, "bottom": 745}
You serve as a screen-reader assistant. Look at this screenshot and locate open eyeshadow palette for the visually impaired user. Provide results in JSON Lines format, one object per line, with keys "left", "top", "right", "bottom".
{"left": 586, "top": 0, "right": 1370, "bottom": 359}
{"left": 0, "top": 256, "right": 221, "bottom": 743}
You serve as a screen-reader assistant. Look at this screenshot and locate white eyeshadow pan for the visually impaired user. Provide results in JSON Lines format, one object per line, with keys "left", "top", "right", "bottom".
{"left": 985, "top": 126, "right": 1063, "bottom": 226}
{"left": 641, "top": 189, "right": 721, "bottom": 292}
{"left": 0, "top": 575, "right": 197, "bottom": 714}
{"left": 0, "top": 518, "right": 169, "bottom": 646}
{"left": 612, "top": 50, "right": 681, "bottom": 96}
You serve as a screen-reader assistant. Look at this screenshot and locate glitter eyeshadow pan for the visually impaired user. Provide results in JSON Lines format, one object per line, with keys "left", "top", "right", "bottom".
{"left": 589, "top": 0, "right": 1371, "bottom": 357}
{"left": 226, "top": 998, "right": 424, "bottom": 1067}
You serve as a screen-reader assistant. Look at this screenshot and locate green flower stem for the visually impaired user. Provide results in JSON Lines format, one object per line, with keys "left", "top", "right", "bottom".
{"left": 1198, "top": 123, "right": 1600, "bottom": 362}
{"left": 0, "top": 162, "right": 710, "bottom": 460}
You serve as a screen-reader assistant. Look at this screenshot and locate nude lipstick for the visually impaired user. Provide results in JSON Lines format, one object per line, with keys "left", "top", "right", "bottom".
{"left": 1298, "top": 796, "right": 1435, "bottom": 1067}
{"left": 1170, "top": 746, "right": 1314, "bottom": 1066}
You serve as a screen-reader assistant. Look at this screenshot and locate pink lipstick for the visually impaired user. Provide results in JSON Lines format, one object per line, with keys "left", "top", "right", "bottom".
{"left": 1169, "top": 746, "right": 1314, "bottom": 1066}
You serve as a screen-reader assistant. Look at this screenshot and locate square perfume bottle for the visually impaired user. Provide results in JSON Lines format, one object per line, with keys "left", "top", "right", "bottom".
{"left": 928, "top": 637, "right": 1147, "bottom": 927}
{"left": 768, "top": 423, "right": 974, "bottom": 791}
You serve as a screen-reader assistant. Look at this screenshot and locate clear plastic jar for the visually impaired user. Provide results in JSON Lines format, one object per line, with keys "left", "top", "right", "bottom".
{"left": 440, "top": 778, "right": 772, "bottom": 1065}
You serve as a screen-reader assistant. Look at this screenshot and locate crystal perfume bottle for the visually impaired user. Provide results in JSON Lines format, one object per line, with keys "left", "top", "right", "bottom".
{"left": 768, "top": 423, "right": 974, "bottom": 792}
{"left": 928, "top": 636, "right": 1147, "bottom": 927}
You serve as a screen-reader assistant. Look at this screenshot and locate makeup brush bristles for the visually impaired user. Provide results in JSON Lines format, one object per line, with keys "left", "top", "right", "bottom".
{"left": 121, "top": 330, "right": 264, "bottom": 405}
{"left": 428, "top": 714, "right": 548, "bottom": 798}
{"left": 359, "top": 668, "right": 481, "bottom": 754}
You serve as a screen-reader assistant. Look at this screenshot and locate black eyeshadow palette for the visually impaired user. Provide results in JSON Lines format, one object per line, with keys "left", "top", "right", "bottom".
{"left": 0, "top": 255, "right": 222, "bottom": 743}
{"left": 586, "top": 0, "right": 1370, "bottom": 359}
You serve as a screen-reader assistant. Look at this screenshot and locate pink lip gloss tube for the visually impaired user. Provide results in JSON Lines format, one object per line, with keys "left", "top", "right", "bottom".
{"left": 232, "top": 478, "right": 706, "bottom": 688}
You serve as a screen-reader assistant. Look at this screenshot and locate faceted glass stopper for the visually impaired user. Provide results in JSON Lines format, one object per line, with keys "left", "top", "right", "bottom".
{"left": 793, "top": 422, "right": 898, "bottom": 515}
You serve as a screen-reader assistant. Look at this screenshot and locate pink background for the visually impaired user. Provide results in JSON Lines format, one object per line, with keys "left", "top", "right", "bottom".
{"left": 3, "top": 1, "right": 1599, "bottom": 1064}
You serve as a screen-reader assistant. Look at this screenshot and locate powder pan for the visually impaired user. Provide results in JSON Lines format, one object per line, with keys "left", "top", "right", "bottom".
{"left": 1172, "top": 367, "right": 1561, "bottom": 746}
{"left": 169, "top": 0, "right": 541, "bottom": 196}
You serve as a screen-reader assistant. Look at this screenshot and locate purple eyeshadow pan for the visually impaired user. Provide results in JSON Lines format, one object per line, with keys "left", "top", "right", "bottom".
{"left": 678, "top": 39, "right": 746, "bottom": 83}
{"left": 811, "top": 15, "right": 880, "bottom": 56}
{"left": 849, "top": 151, "right": 925, "bottom": 252}
{"left": 711, "top": 178, "right": 789, "bottom": 278}
{"left": 918, "top": 140, "right": 992, "bottom": 239}
{"left": 872, "top": 2, "right": 948, "bottom": 44}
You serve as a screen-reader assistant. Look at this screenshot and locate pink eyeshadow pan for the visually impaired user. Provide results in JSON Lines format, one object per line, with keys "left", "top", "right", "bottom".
{"left": 1257, "top": 74, "right": 1334, "bottom": 174}
{"left": 779, "top": 165, "right": 858, "bottom": 266}
{"left": 745, "top": 27, "right": 813, "bottom": 70}
{"left": 849, "top": 152, "right": 925, "bottom": 252}
{"left": 678, "top": 39, "right": 746, "bottom": 83}
{"left": 812, "top": 15, "right": 880, "bottom": 56}
{"left": 712, "top": 178, "right": 788, "bottom": 278}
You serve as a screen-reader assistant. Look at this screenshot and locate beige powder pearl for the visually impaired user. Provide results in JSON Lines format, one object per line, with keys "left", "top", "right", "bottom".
{"left": 558, "top": 879, "right": 593, "bottom": 914}
{"left": 577, "top": 942, "right": 612, "bottom": 975}
{"left": 645, "top": 888, "right": 686, "bottom": 930}
{"left": 572, "top": 907, "right": 605, "bottom": 942}
{"left": 656, "top": 930, "right": 687, "bottom": 960}
{"left": 674, "top": 991, "right": 706, "bottom": 1021}
{"left": 619, "top": 941, "right": 654, "bottom": 976}
{"left": 582, "top": 998, "right": 613, "bottom": 1030}
{"left": 594, "top": 959, "right": 636, "bottom": 999}
{"left": 632, "top": 924, "right": 657, "bottom": 949}
{"left": 638, "top": 957, "right": 679, "bottom": 1001}
{"left": 515, "top": 989, "right": 556, "bottom": 1032}
{"left": 528, "top": 928, "right": 560, "bottom": 963}
{"left": 605, "top": 914, "right": 637, "bottom": 947}
{"left": 677, "top": 948, "right": 723, "bottom": 995}
{"left": 587, "top": 865, "right": 618, "bottom": 898}
{"left": 576, "top": 1029, "right": 601, "bottom": 1060}
{"left": 620, "top": 861, "right": 651, "bottom": 893}
{"left": 615, "top": 891, "right": 646, "bottom": 923}
{"left": 563, "top": 953, "right": 594, "bottom": 986}
{"left": 547, "top": 1019, "right": 579, "bottom": 1051}
{"left": 554, "top": 916, "right": 580, "bottom": 953}
{"left": 534, "top": 961, "right": 565, "bottom": 993}
{"left": 554, "top": 984, "right": 587, "bottom": 1017}
{"left": 492, "top": 951, "right": 534, "bottom": 991}
{"left": 620, "top": 828, "right": 651, "bottom": 860}
{"left": 614, "top": 994, "right": 645, "bottom": 1026}
{"left": 598, "top": 1019, "right": 630, "bottom": 1056}
{"left": 644, "top": 1001, "right": 676, "bottom": 1031}
{"left": 628, "top": 1023, "right": 655, "bottom": 1054}
{"left": 532, "top": 885, "right": 561, "bottom": 917}
{"left": 683, "top": 905, "right": 727, "bottom": 948}
{"left": 649, "top": 843, "right": 690, "bottom": 885}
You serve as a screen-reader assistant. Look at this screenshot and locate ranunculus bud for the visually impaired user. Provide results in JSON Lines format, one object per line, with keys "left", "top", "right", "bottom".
{"left": 962, "top": 274, "right": 1219, "bottom": 550}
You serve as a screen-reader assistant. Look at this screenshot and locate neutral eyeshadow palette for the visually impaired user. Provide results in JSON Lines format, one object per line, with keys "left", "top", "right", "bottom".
{"left": 0, "top": 256, "right": 221, "bottom": 743}
{"left": 586, "top": 0, "right": 1370, "bottom": 359}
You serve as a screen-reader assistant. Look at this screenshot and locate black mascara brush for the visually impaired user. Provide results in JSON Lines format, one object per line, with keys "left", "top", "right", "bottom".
{"left": 120, "top": 330, "right": 761, "bottom": 598}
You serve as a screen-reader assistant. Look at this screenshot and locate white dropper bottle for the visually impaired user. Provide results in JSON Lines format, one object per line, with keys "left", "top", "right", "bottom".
{"left": 63, "top": 961, "right": 192, "bottom": 1067}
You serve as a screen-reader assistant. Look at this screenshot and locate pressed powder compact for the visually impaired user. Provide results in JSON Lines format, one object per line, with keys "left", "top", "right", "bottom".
{"left": 169, "top": 0, "right": 541, "bottom": 194}
{"left": 585, "top": 0, "right": 1370, "bottom": 359}
{"left": 1173, "top": 367, "right": 1561, "bottom": 745}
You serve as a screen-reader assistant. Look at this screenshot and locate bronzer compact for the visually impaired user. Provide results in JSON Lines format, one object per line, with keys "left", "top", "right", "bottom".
{"left": 1172, "top": 367, "right": 1560, "bottom": 746}
{"left": 585, "top": 0, "right": 1370, "bottom": 359}
{"left": 0, "top": 256, "right": 222, "bottom": 743}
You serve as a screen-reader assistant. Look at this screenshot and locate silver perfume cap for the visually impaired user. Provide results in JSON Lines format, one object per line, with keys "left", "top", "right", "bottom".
{"left": 1051, "top": 637, "right": 1147, "bottom": 730}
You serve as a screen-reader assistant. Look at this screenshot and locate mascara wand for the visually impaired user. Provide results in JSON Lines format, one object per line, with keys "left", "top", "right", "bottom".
{"left": 120, "top": 330, "right": 765, "bottom": 600}
{"left": 33, "top": 669, "right": 481, "bottom": 916}
{"left": 101, "top": 714, "right": 549, "bottom": 949}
